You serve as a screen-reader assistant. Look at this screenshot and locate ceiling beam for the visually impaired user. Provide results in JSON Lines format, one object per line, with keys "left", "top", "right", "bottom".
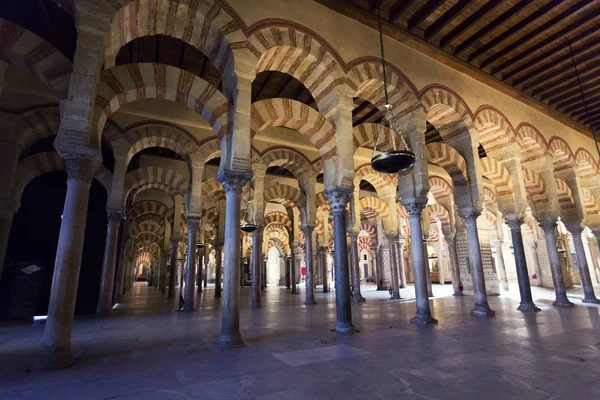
{"left": 576, "top": 108, "right": 600, "bottom": 123}
{"left": 493, "top": 9, "right": 600, "bottom": 76}
{"left": 564, "top": 94, "right": 600, "bottom": 115}
{"left": 454, "top": 0, "right": 530, "bottom": 56}
{"left": 367, "top": 0, "right": 378, "bottom": 12}
{"left": 439, "top": 0, "right": 501, "bottom": 48}
{"left": 481, "top": 0, "right": 594, "bottom": 70}
{"left": 546, "top": 78, "right": 600, "bottom": 107}
{"left": 530, "top": 62, "right": 600, "bottom": 99}
{"left": 389, "top": 0, "right": 416, "bottom": 24}
{"left": 468, "top": 0, "right": 563, "bottom": 63}
{"left": 513, "top": 38, "right": 600, "bottom": 87}
{"left": 424, "top": 0, "right": 472, "bottom": 42}
{"left": 407, "top": 0, "right": 444, "bottom": 32}
{"left": 354, "top": 106, "right": 381, "bottom": 126}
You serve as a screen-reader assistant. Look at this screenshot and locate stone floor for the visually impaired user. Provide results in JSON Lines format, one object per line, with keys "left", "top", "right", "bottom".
{"left": 1, "top": 282, "right": 600, "bottom": 399}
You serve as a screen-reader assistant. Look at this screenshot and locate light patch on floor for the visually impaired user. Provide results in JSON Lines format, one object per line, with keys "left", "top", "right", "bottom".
{"left": 273, "top": 344, "right": 370, "bottom": 366}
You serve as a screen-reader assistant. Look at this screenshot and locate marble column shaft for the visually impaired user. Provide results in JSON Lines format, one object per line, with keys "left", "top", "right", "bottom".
{"left": 506, "top": 217, "right": 539, "bottom": 312}
{"left": 96, "top": 210, "right": 123, "bottom": 316}
{"left": 40, "top": 155, "right": 96, "bottom": 368}
{"left": 214, "top": 244, "right": 222, "bottom": 297}
{"left": 349, "top": 232, "right": 365, "bottom": 302}
{"left": 0, "top": 206, "right": 16, "bottom": 283}
{"left": 167, "top": 238, "right": 179, "bottom": 298}
{"left": 446, "top": 237, "right": 462, "bottom": 295}
{"left": 458, "top": 209, "right": 494, "bottom": 317}
{"left": 325, "top": 187, "right": 355, "bottom": 333}
{"left": 423, "top": 238, "right": 433, "bottom": 297}
{"left": 251, "top": 227, "right": 263, "bottom": 308}
{"left": 183, "top": 217, "right": 200, "bottom": 312}
{"left": 539, "top": 220, "right": 572, "bottom": 307}
{"left": 114, "top": 218, "right": 129, "bottom": 302}
{"left": 396, "top": 239, "right": 407, "bottom": 288}
{"left": 570, "top": 227, "right": 599, "bottom": 304}
{"left": 321, "top": 247, "right": 329, "bottom": 292}
{"left": 386, "top": 234, "right": 401, "bottom": 300}
{"left": 290, "top": 247, "right": 297, "bottom": 294}
{"left": 216, "top": 170, "right": 251, "bottom": 348}
{"left": 303, "top": 226, "right": 317, "bottom": 305}
{"left": 493, "top": 239, "right": 510, "bottom": 292}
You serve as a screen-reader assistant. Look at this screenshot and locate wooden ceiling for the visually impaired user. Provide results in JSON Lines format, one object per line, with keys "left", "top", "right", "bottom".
{"left": 317, "top": 0, "right": 600, "bottom": 136}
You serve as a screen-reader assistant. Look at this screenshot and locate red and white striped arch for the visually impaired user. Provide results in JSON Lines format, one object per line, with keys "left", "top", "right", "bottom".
{"left": 427, "top": 203, "right": 451, "bottom": 233}
{"left": 582, "top": 188, "right": 600, "bottom": 216}
{"left": 355, "top": 164, "right": 392, "bottom": 194}
{"left": 548, "top": 137, "right": 575, "bottom": 171}
{"left": 521, "top": 168, "right": 548, "bottom": 206}
{"left": 130, "top": 200, "right": 173, "bottom": 222}
{"left": 261, "top": 147, "right": 312, "bottom": 178}
{"left": 420, "top": 86, "right": 474, "bottom": 141}
{"left": 574, "top": 148, "right": 598, "bottom": 178}
{"left": 480, "top": 157, "right": 514, "bottom": 197}
{"left": 516, "top": 123, "right": 548, "bottom": 163}
{"left": 359, "top": 197, "right": 391, "bottom": 229}
{"left": 124, "top": 166, "right": 188, "bottom": 202}
{"left": 264, "top": 184, "right": 306, "bottom": 211}
{"left": 264, "top": 211, "right": 293, "bottom": 231}
{"left": 554, "top": 178, "right": 576, "bottom": 211}
{"left": 428, "top": 176, "right": 453, "bottom": 199}
{"left": 474, "top": 107, "right": 517, "bottom": 154}
{"left": 427, "top": 142, "right": 468, "bottom": 187}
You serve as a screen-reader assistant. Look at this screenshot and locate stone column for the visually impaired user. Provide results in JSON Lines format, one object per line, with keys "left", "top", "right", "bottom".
{"left": 404, "top": 202, "right": 437, "bottom": 324}
{"left": 214, "top": 243, "right": 223, "bottom": 297}
{"left": 159, "top": 252, "right": 167, "bottom": 293}
{"left": 569, "top": 226, "right": 599, "bottom": 304}
{"left": 493, "top": 239, "right": 509, "bottom": 291}
{"left": 114, "top": 218, "right": 130, "bottom": 302}
{"left": 303, "top": 226, "right": 317, "bottom": 305}
{"left": 216, "top": 170, "right": 251, "bottom": 348}
{"left": 349, "top": 231, "right": 365, "bottom": 302}
{"left": 290, "top": 246, "right": 297, "bottom": 294}
{"left": 423, "top": 237, "right": 433, "bottom": 297}
{"left": 458, "top": 209, "right": 495, "bottom": 317}
{"left": 196, "top": 249, "right": 203, "bottom": 294}
{"left": 528, "top": 242, "right": 543, "bottom": 287}
{"left": 167, "top": 238, "right": 179, "bottom": 298}
{"left": 321, "top": 247, "right": 329, "bottom": 292}
{"left": 505, "top": 217, "right": 539, "bottom": 312}
{"left": 38, "top": 154, "right": 97, "bottom": 369}
{"left": 0, "top": 200, "right": 18, "bottom": 281}
{"left": 325, "top": 187, "right": 355, "bottom": 333}
{"left": 397, "top": 238, "right": 407, "bottom": 288}
{"left": 262, "top": 257, "right": 267, "bottom": 291}
{"left": 96, "top": 210, "right": 123, "bottom": 316}
{"left": 386, "top": 234, "right": 401, "bottom": 300}
{"left": 251, "top": 226, "right": 263, "bottom": 308}
{"left": 376, "top": 246, "right": 385, "bottom": 290}
{"left": 445, "top": 236, "right": 462, "bottom": 295}
{"left": 539, "top": 220, "right": 573, "bottom": 307}
{"left": 183, "top": 217, "right": 200, "bottom": 312}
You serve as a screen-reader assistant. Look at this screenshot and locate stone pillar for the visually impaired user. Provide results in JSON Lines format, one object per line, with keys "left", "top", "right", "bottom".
{"left": 303, "top": 226, "right": 317, "bottom": 305}
{"left": 321, "top": 247, "right": 329, "bottom": 292}
{"left": 349, "top": 231, "right": 365, "bottom": 302}
{"left": 423, "top": 237, "right": 433, "bottom": 297}
{"left": 159, "top": 252, "right": 168, "bottom": 293}
{"left": 569, "top": 226, "right": 600, "bottom": 304}
{"left": 183, "top": 217, "right": 200, "bottom": 312}
{"left": 196, "top": 249, "right": 203, "bottom": 294}
{"left": 528, "top": 242, "right": 543, "bottom": 287}
{"left": 376, "top": 246, "right": 385, "bottom": 290}
{"left": 114, "top": 218, "right": 130, "bottom": 302}
{"left": 493, "top": 239, "right": 509, "bottom": 291}
{"left": 38, "top": 154, "right": 97, "bottom": 369}
{"left": 458, "top": 209, "right": 495, "bottom": 317}
{"left": 262, "top": 257, "right": 267, "bottom": 291}
{"left": 216, "top": 170, "right": 251, "bottom": 348}
{"left": 96, "top": 210, "right": 123, "bottom": 316}
{"left": 325, "top": 187, "right": 355, "bottom": 333}
{"left": 290, "top": 246, "right": 297, "bottom": 294}
{"left": 397, "top": 238, "right": 407, "bottom": 288}
{"left": 386, "top": 234, "right": 401, "bottom": 300}
{"left": 251, "top": 226, "right": 263, "bottom": 308}
{"left": 404, "top": 202, "right": 437, "bottom": 324}
{"left": 445, "top": 236, "right": 462, "bottom": 295}
{"left": 539, "top": 220, "right": 573, "bottom": 307}
{"left": 505, "top": 217, "right": 539, "bottom": 312}
{"left": 167, "top": 238, "right": 179, "bottom": 298}
{"left": 0, "top": 201, "right": 18, "bottom": 281}
{"left": 214, "top": 243, "right": 222, "bottom": 297}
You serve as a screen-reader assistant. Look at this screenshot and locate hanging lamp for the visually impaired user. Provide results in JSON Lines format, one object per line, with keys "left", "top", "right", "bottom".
{"left": 241, "top": 181, "right": 258, "bottom": 233}
{"left": 370, "top": 0, "right": 415, "bottom": 175}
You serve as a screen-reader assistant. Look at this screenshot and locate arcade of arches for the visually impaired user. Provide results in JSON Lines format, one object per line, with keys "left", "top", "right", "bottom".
{"left": 1, "top": 0, "right": 600, "bottom": 397}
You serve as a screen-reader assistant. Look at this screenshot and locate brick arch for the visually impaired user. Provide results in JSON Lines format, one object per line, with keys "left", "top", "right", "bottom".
{"left": 264, "top": 211, "right": 292, "bottom": 231}
{"left": 355, "top": 164, "right": 392, "bottom": 195}
{"left": 574, "top": 148, "right": 599, "bottom": 178}
{"left": 202, "top": 177, "right": 225, "bottom": 201}
{"left": 247, "top": 24, "right": 346, "bottom": 116}
{"left": 516, "top": 123, "right": 548, "bottom": 163}
{"left": 426, "top": 142, "right": 468, "bottom": 188}
{"left": 267, "top": 237, "right": 289, "bottom": 255}
{"left": 315, "top": 191, "right": 329, "bottom": 212}
{"left": 582, "top": 188, "right": 600, "bottom": 216}
{"left": 420, "top": 85, "right": 474, "bottom": 139}
{"left": 521, "top": 168, "right": 549, "bottom": 207}
{"left": 359, "top": 223, "right": 377, "bottom": 242}
{"left": 251, "top": 98, "right": 337, "bottom": 161}
{"left": 105, "top": 0, "right": 241, "bottom": 86}
{"left": 428, "top": 175, "right": 453, "bottom": 199}
{"left": 93, "top": 63, "right": 229, "bottom": 147}
{"left": 131, "top": 219, "right": 166, "bottom": 237}
{"left": 484, "top": 187, "right": 497, "bottom": 203}
{"left": 124, "top": 166, "right": 188, "bottom": 203}
{"left": 554, "top": 178, "right": 576, "bottom": 211}
{"left": 428, "top": 227, "right": 439, "bottom": 242}
{"left": 548, "top": 136, "right": 575, "bottom": 171}
{"left": 260, "top": 146, "right": 312, "bottom": 178}
{"left": 201, "top": 207, "right": 219, "bottom": 229}
{"left": 13, "top": 152, "right": 112, "bottom": 201}
{"left": 480, "top": 157, "right": 513, "bottom": 197}
{"left": 359, "top": 196, "right": 391, "bottom": 232}
{"left": 131, "top": 183, "right": 180, "bottom": 201}
{"left": 2, "top": 106, "right": 60, "bottom": 152}
{"left": 482, "top": 209, "right": 497, "bottom": 228}
{"left": 130, "top": 200, "right": 173, "bottom": 221}
{"left": 135, "top": 232, "right": 162, "bottom": 246}
{"left": 353, "top": 124, "right": 406, "bottom": 153}
{"left": 346, "top": 59, "right": 421, "bottom": 120}
{"left": 0, "top": 18, "right": 71, "bottom": 99}
{"left": 473, "top": 106, "right": 517, "bottom": 154}
{"left": 264, "top": 184, "right": 306, "bottom": 213}
{"left": 427, "top": 203, "right": 451, "bottom": 234}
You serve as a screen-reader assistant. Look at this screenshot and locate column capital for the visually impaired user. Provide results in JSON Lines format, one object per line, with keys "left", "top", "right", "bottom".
{"left": 324, "top": 186, "right": 352, "bottom": 214}
{"left": 539, "top": 218, "right": 557, "bottom": 232}
{"left": 568, "top": 225, "right": 584, "bottom": 236}
{"left": 217, "top": 169, "right": 253, "bottom": 193}
{"left": 187, "top": 215, "right": 201, "bottom": 230}
{"left": 457, "top": 207, "right": 481, "bottom": 222}
{"left": 504, "top": 215, "right": 525, "bottom": 231}
{"left": 385, "top": 232, "right": 399, "bottom": 241}
{"left": 301, "top": 225, "right": 315, "bottom": 236}
{"left": 402, "top": 201, "right": 426, "bottom": 217}
{"left": 62, "top": 153, "right": 99, "bottom": 184}
{"left": 106, "top": 209, "right": 124, "bottom": 223}
{"left": 349, "top": 231, "right": 359, "bottom": 241}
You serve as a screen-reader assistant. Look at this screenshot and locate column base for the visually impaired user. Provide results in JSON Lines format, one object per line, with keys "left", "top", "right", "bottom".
{"left": 517, "top": 302, "right": 540, "bottom": 312}
{"left": 582, "top": 297, "right": 600, "bottom": 304}
{"left": 410, "top": 314, "right": 438, "bottom": 324}
{"left": 471, "top": 304, "right": 496, "bottom": 317}
{"left": 305, "top": 299, "right": 317, "bottom": 305}
{"left": 335, "top": 322, "right": 356, "bottom": 334}
{"left": 31, "top": 348, "right": 75, "bottom": 371}
{"left": 181, "top": 307, "right": 195, "bottom": 312}
{"left": 452, "top": 292, "right": 464, "bottom": 296}
{"left": 95, "top": 310, "right": 111, "bottom": 318}
{"left": 352, "top": 295, "right": 366, "bottom": 303}
{"left": 322, "top": 289, "right": 330, "bottom": 293}
{"left": 427, "top": 292, "right": 434, "bottom": 298}
{"left": 389, "top": 294, "right": 401, "bottom": 300}
{"left": 251, "top": 303, "right": 261, "bottom": 308}
{"left": 553, "top": 297, "right": 574, "bottom": 307}
{"left": 216, "top": 332, "right": 246, "bottom": 348}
